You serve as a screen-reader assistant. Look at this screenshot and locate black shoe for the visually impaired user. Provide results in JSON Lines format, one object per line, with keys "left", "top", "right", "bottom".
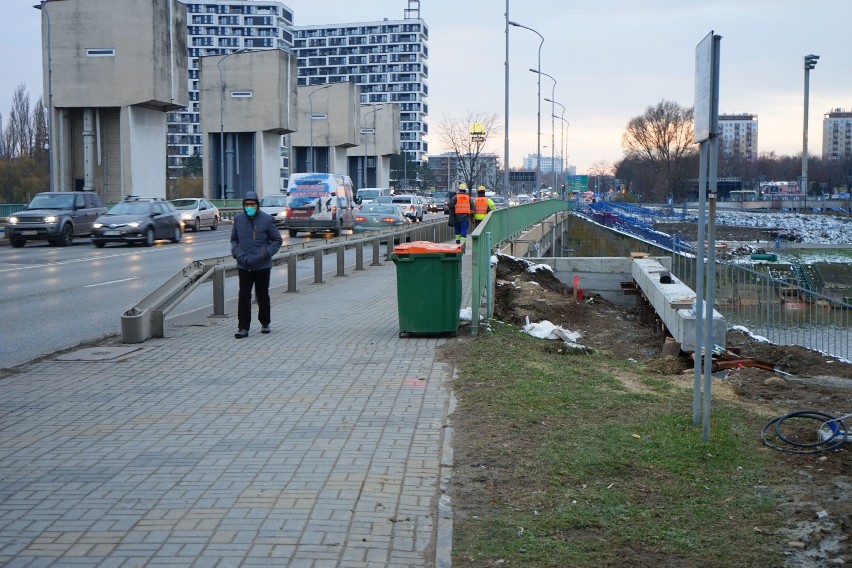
{"left": 261, "top": 325, "right": 271, "bottom": 334}
{"left": 234, "top": 329, "right": 248, "bottom": 339}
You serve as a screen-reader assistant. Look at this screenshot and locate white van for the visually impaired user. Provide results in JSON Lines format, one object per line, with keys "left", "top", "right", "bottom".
{"left": 284, "top": 173, "right": 356, "bottom": 237}
{"left": 356, "top": 187, "right": 392, "bottom": 208}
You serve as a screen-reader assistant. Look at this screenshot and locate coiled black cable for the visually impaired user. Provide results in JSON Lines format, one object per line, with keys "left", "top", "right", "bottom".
{"left": 761, "top": 410, "right": 848, "bottom": 454}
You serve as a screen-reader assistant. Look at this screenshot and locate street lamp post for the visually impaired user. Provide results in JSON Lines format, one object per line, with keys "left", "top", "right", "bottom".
{"left": 802, "top": 54, "right": 819, "bottom": 210}
{"left": 503, "top": 0, "right": 510, "bottom": 196}
{"left": 546, "top": 97, "right": 566, "bottom": 194}
{"left": 534, "top": 71, "right": 556, "bottom": 189}
{"left": 35, "top": 1, "right": 54, "bottom": 192}
{"left": 218, "top": 48, "right": 248, "bottom": 199}
{"left": 508, "top": 20, "right": 544, "bottom": 195}
{"left": 308, "top": 84, "right": 333, "bottom": 172}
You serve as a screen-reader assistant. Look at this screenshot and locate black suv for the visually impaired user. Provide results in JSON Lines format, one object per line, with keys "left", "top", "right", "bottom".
{"left": 7, "top": 191, "right": 107, "bottom": 247}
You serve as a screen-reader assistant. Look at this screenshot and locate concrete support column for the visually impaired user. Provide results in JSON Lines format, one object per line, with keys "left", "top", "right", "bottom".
{"left": 83, "top": 108, "right": 95, "bottom": 191}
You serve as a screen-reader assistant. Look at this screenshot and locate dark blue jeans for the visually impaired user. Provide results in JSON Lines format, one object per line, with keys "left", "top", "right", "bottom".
{"left": 237, "top": 268, "right": 271, "bottom": 331}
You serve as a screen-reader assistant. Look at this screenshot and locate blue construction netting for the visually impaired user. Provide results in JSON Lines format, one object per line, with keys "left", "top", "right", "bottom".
{"left": 577, "top": 201, "right": 697, "bottom": 254}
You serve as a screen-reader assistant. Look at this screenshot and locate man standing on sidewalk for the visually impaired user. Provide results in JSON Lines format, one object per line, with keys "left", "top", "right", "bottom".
{"left": 230, "top": 191, "right": 283, "bottom": 339}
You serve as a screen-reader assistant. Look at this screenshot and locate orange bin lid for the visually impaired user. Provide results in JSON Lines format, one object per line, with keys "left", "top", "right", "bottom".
{"left": 393, "top": 241, "right": 462, "bottom": 255}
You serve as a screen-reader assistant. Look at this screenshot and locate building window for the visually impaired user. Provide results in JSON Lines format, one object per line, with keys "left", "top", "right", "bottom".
{"left": 86, "top": 48, "right": 115, "bottom": 57}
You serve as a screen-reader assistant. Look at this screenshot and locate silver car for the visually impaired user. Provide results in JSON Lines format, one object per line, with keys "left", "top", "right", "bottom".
{"left": 170, "top": 198, "right": 220, "bottom": 232}
{"left": 391, "top": 194, "right": 426, "bottom": 222}
{"left": 260, "top": 194, "right": 288, "bottom": 228}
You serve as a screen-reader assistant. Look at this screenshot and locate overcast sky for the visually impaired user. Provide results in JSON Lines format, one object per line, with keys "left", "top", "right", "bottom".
{"left": 2, "top": 0, "right": 851, "bottom": 173}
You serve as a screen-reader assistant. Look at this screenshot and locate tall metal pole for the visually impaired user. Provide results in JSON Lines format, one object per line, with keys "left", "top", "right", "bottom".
{"left": 503, "top": 0, "right": 510, "bottom": 196}
{"left": 308, "top": 84, "right": 332, "bottom": 173}
{"left": 802, "top": 54, "right": 819, "bottom": 209}
{"left": 537, "top": 72, "right": 556, "bottom": 190}
{"left": 508, "top": 21, "right": 543, "bottom": 196}
{"left": 547, "top": 98, "right": 566, "bottom": 194}
{"left": 36, "top": 2, "right": 54, "bottom": 192}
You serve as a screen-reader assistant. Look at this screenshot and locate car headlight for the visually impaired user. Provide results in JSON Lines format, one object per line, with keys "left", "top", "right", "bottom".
{"left": 181, "top": 213, "right": 193, "bottom": 220}
{"left": 128, "top": 221, "right": 140, "bottom": 228}
{"left": 8, "top": 216, "right": 18, "bottom": 224}
{"left": 93, "top": 222, "right": 103, "bottom": 229}
{"left": 44, "top": 215, "right": 58, "bottom": 223}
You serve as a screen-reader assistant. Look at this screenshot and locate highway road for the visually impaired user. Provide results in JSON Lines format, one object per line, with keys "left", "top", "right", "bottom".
{"left": 0, "top": 214, "right": 446, "bottom": 370}
{"left": 0, "top": 226, "right": 326, "bottom": 370}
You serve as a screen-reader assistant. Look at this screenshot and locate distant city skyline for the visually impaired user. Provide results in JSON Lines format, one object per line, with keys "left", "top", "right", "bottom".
{"left": 2, "top": 0, "right": 851, "bottom": 173}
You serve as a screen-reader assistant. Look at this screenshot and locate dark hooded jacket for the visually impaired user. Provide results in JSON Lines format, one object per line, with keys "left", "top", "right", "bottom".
{"left": 230, "top": 191, "right": 283, "bottom": 271}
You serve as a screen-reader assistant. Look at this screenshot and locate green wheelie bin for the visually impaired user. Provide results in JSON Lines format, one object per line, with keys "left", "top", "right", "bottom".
{"left": 389, "top": 241, "right": 463, "bottom": 336}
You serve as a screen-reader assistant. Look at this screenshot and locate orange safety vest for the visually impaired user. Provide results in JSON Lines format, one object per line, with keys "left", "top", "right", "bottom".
{"left": 474, "top": 196, "right": 490, "bottom": 216}
{"left": 455, "top": 193, "right": 471, "bottom": 215}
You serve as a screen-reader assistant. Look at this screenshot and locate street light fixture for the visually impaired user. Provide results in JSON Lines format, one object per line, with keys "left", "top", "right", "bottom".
{"left": 534, "top": 70, "right": 556, "bottom": 190}
{"left": 308, "top": 84, "right": 333, "bottom": 172}
{"left": 218, "top": 47, "right": 248, "bottom": 199}
{"left": 508, "top": 20, "right": 544, "bottom": 194}
{"left": 802, "top": 54, "right": 819, "bottom": 209}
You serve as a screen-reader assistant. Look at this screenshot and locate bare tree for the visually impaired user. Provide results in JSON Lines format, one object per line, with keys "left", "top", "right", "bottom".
{"left": 4, "top": 84, "right": 34, "bottom": 159}
{"left": 622, "top": 99, "right": 697, "bottom": 202}
{"left": 589, "top": 160, "right": 614, "bottom": 194}
{"left": 437, "top": 110, "right": 500, "bottom": 191}
{"left": 32, "top": 97, "right": 48, "bottom": 164}
{"left": 0, "top": 111, "right": 6, "bottom": 159}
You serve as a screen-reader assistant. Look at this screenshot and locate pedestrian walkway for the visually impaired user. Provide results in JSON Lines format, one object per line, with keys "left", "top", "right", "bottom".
{"left": 0, "top": 248, "right": 472, "bottom": 567}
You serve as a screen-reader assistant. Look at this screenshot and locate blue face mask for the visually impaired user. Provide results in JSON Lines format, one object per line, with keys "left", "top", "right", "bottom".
{"left": 244, "top": 206, "right": 257, "bottom": 217}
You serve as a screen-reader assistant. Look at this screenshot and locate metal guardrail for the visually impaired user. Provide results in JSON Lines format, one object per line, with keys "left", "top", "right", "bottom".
{"left": 468, "top": 200, "right": 574, "bottom": 335}
{"left": 670, "top": 253, "right": 852, "bottom": 361}
{"left": 121, "top": 218, "right": 454, "bottom": 343}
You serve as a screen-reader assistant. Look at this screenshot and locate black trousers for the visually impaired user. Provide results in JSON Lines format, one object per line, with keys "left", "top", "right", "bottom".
{"left": 237, "top": 268, "right": 271, "bottom": 331}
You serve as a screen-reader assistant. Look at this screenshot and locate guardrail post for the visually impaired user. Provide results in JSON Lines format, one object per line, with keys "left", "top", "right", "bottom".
{"left": 486, "top": 231, "right": 494, "bottom": 319}
{"left": 287, "top": 253, "right": 298, "bottom": 293}
{"left": 313, "top": 249, "right": 324, "bottom": 284}
{"left": 211, "top": 264, "right": 228, "bottom": 317}
{"left": 336, "top": 245, "right": 346, "bottom": 277}
{"left": 355, "top": 242, "right": 365, "bottom": 271}
{"left": 385, "top": 236, "right": 394, "bottom": 258}
{"left": 371, "top": 238, "right": 382, "bottom": 266}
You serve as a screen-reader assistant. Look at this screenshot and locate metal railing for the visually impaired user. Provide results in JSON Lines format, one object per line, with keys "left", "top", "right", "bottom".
{"left": 121, "top": 219, "right": 454, "bottom": 343}
{"left": 469, "top": 200, "right": 573, "bottom": 335}
{"left": 670, "top": 253, "right": 852, "bottom": 361}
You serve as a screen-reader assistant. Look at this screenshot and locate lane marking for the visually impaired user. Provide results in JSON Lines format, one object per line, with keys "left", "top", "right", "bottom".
{"left": 83, "top": 277, "right": 138, "bottom": 288}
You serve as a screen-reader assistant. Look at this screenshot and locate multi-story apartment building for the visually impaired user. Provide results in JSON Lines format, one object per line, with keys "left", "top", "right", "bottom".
{"left": 428, "top": 152, "right": 498, "bottom": 192}
{"left": 293, "top": 1, "right": 428, "bottom": 163}
{"left": 523, "top": 154, "right": 563, "bottom": 174}
{"left": 169, "top": 0, "right": 295, "bottom": 178}
{"left": 822, "top": 108, "right": 852, "bottom": 161}
{"left": 718, "top": 113, "right": 758, "bottom": 162}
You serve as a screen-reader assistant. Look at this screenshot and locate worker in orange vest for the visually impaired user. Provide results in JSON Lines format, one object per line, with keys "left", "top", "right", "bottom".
{"left": 447, "top": 182, "right": 471, "bottom": 244}
{"left": 472, "top": 186, "right": 495, "bottom": 229}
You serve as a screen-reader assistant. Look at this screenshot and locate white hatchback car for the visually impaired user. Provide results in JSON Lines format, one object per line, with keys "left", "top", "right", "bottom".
{"left": 170, "top": 198, "right": 220, "bottom": 232}
{"left": 390, "top": 194, "right": 426, "bottom": 222}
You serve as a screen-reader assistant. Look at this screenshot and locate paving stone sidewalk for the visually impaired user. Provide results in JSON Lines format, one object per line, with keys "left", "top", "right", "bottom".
{"left": 0, "top": 253, "right": 472, "bottom": 567}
